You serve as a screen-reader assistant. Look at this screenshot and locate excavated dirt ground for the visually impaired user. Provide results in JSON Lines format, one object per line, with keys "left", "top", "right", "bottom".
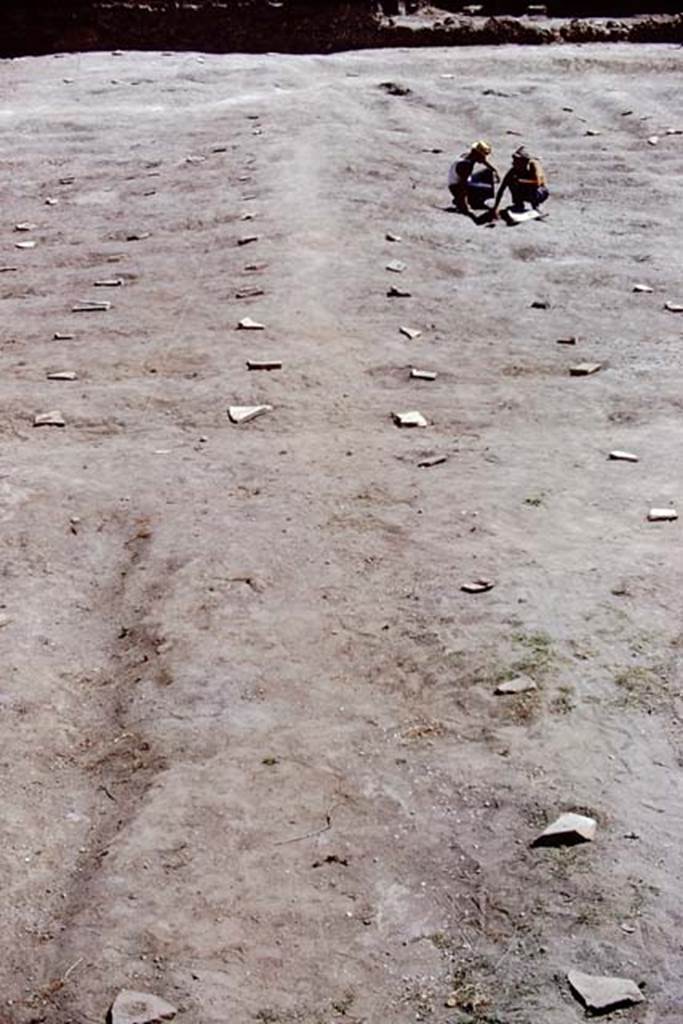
{"left": 1, "top": 43, "right": 682, "bottom": 1024}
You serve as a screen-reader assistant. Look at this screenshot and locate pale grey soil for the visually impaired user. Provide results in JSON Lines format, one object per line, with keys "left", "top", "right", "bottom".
{"left": 1, "top": 43, "right": 682, "bottom": 1024}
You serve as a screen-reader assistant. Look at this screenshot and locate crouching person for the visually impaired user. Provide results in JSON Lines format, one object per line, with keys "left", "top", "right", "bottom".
{"left": 448, "top": 140, "right": 499, "bottom": 216}
{"left": 493, "top": 146, "right": 549, "bottom": 215}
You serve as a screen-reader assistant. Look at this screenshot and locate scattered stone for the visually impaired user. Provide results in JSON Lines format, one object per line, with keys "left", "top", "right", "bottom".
{"left": 647, "top": 507, "right": 677, "bottom": 522}
{"left": 34, "top": 410, "right": 66, "bottom": 427}
{"left": 0, "top": 614, "right": 11, "bottom": 628}
{"left": 461, "top": 578, "right": 495, "bottom": 594}
{"left": 418, "top": 455, "right": 447, "bottom": 468}
{"left": 0, "top": 266, "right": 18, "bottom": 273}
{"left": 400, "top": 326, "right": 422, "bottom": 340}
{"left": 72, "top": 301, "right": 111, "bottom": 312}
{"left": 647, "top": 135, "right": 659, "bottom": 146}
{"left": 609, "top": 450, "right": 639, "bottom": 462}
{"left": 244, "top": 262, "right": 268, "bottom": 273}
{"left": 570, "top": 362, "right": 602, "bottom": 376}
{"left": 236, "top": 287, "right": 265, "bottom": 299}
{"left": 379, "top": 82, "right": 412, "bottom": 96}
{"left": 238, "top": 235, "right": 259, "bottom": 246}
{"left": 556, "top": 336, "right": 577, "bottom": 345}
{"left": 94, "top": 278, "right": 124, "bottom": 287}
{"left": 386, "top": 260, "right": 407, "bottom": 273}
{"left": 532, "top": 812, "right": 597, "bottom": 847}
{"left": 503, "top": 207, "right": 543, "bottom": 224}
{"left": 126, "top": 231, "right": 150, "bottom": 241}
{"left": 54, "top": 332, "right": 74, "bottom": 340}
{"left": 15, "top": 240, "right": 36, "bottom": 249}
{"left": 531, "top": 299, "right": 549, "bottom": 309}
{"left": 212, "top": 145, "right": 228, "bottom": 153}
{"left": 527, "top": 4, "right": 548, "bottom": 14}
{"left": 410, "top": 368, "right": 437, "bottom": 380}
{"left": 632, "top": 283, "right": 653, "bottom": 293}
{"left": 241, "top": 212, "right": 255, "bottom": 221}
{"left": 385, "top": 232, "right": 402, "bottom": 242}
{"left": 495, "top": 675, "right": 537, "bottom": 695}
{"left": 107, "top": 254, "right": 124, "bottom": 262}
{"left": 14, "top": 222, "right": 36, "bottom": 232}
{"left": 388, "top": 285, "right": 411, "bottom": 297}
{"left": 392, "top": 410, "right": 427, "bottom": 428}
{"left": 664, "top": 301, "right": 683, "bottom": 312}
{"left": 567, "top": 970, "right": 644, "bottom": 1014}
{"left": 237, "top": 317, "right": 265, "bottom": 330}
{"left": 47, "top": 371, "right": 78, "bottom": 381}
{"left": 242, "top": 193, "right": 257, "bottom": 201}
{"left": 247, "top": 360, "right": 282, "bottom": 371}
{"left": 585, "top": 128, "right": 601, "bottom": 136}
{"left": 45, "top": 197, "right": 59, "bottom": 205}
{"left": 59, "top": 176, "right": 75, "bottom": 185}
{"left": 108, "top": 990, "right": 177, "bottom": 1024}
{"left": 228, "top": 404, "right": 272, "bottom": 424}
{"left": 665, "top": 127, "right": 682, "bottom": 135}
{"left": 185, "top": 155, "right": 206, "bottom": 164}
{"left": 621, "top": 110, "right": 633, "bottom": 116}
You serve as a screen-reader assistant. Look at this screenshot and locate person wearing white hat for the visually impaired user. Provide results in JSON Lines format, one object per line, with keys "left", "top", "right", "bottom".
{"left": 447, "top": 140, "right": 499, "bottom": 217}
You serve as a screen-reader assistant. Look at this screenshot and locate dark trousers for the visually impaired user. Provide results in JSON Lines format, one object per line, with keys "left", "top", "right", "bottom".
{"left": 510, "top": 181, "right": 549, "bottom": 210}
{"left": 449, "top": 167, "right": 495, "bottom": 209}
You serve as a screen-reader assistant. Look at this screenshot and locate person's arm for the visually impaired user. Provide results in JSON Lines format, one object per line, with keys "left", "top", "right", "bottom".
{"left": 492, "top": 169, "right": 512, "bottom": 212}
{"left": 483, "top": 158, "right": 500, "bottom": 183}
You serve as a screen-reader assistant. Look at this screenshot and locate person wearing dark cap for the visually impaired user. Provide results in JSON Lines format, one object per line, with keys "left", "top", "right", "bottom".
{"left": 492, "top": 146, "right": 549, "bottom": 216}
{"left": 447, "top": 140, "right": 499, "bottom": 216}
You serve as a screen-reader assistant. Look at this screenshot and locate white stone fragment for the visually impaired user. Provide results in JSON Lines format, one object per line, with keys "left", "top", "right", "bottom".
{"left": 461, "top": 578, "right": 495, "bottom": 594}
{"left": 585, "top": 128, "right": 601, "bottom": 136}
{"left": 386, "top": 260, "right": 407, "bottom": 273}
{"left": 94, "top": 278, "right": 123, "bottom": 287}
{"left": 15, "top": 240, "right": 36, "bottom": 249}
{"left": 34, "top": 410, "right": 66, "bottom": 427}
{"left": 647, "top": 135, "right": 659, "bottom": 146}
{"left": 45, "top": 197, "right": 59, "bottom": 205}
{"left": 109, "top": 990, "right": 177, "bottom": 1024}
{"left": 54, "top": 332, "right": 74, "bottom": 340}
{"left": 246, "top": 360, "right": 282, "bottom": 371}
{"left": 228, "top": 405, "right": 272, "bottom": 424}
{"left": 664, "top": 301, "right": 683, "bottom": 312}
{"left": 533, "top": 812, "right": 597, "bottom": 847}
{"left": 14, "top": 222, "right": 36, "bottom": 232}
{"left": 385, "top": 232, "right": 402, "bottom": 242}
{"left": 647, "top": 508, "right": 677, "bottom": 522}
{"left": 237, "top": 317, "right": 265, "bottom": 330}
{"left": 567, "top": 970, "right": 644, "bottom": 1014}
{"left": 570, "top": 362, "right": 602, "bottom": 376}
{"left": 632, "top": 283, "right": 653, "bottom": 293}
{"left": 400, "top": 326, "right": 422, "bottom": 340}
{"left": 47, "top": 371, "right": 78, "bottom": 381}
{"left": 495, "top": 675, "right": 537, "bottom": 695}
{"left": 72, "top": 301, "right": 111, "bottom": 312}
{"left": 238, "top": 235, "right": 259, "bottom": 246}
{"left": 609, "top": 450, "right": 639, "bottom": 462}
{"left": 392, "top": 410, "right": 427, "bottom": 428}
{"left": 410, "top": 369, "right": 437, "bottom": 381}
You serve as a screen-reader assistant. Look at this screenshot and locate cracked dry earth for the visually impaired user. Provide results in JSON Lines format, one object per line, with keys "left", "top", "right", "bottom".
{"left": 1, "top": 42, "right": 682, "bottom": 1024}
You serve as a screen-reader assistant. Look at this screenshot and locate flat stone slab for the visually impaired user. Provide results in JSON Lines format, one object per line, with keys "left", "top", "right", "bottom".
{"left": 495, "top": 675, "right": 537, "bottom": 695}
{"left": 388, "top": 286, "right": 411, "bottom": 297}
{"left": 567, "top": 970, "right": 644, "bottom": 1014}
{"left": 410, "top": 368, "right": 437, "bottom": 380}
{"left": 502, "top": 207, "right": 542, "bottom": 224}
{"left": 108, "top": 989, "right": 177, "bottom": 1024}
{"left": 532, "top": 812, "right": 597, "bottom": 847}
{"left": 15, "top": 240, "right": 36, "bottom": 249}
{"left": 47, "top": 371, "right": 78, "bottom": 381}
{"left": 393, "top": 410, "right": 427, "bottom": 428}
{"left": 45, "top": 197, "right": 59, "bottom": 205}
{"left": 126, "top": 232, "right": 150, "bottom": 241}
{"left": 34, "top": 410, "right": 66, "bottom": 427}
{"left": 585, "top": 128, "right": 601, "bottom": 136}
{"left": 632, "top": 283, "right": 653, "bottom": 293}
{"left": 244, "top": 262, "right": 268, "bottom": 273}
{"left": 94, "top": 278, "right": 124, "bottom": 286}
{"left": 570, "top": 362, "right": 602, "bottom": 376}
{"left": 0, "top": 266, "right": 18, "bottom": 273}
{"left": 609, "top": 450, "right": 639, "bottom": 462}
{"left": 400, "top": 326, "right": 422, "bottom": 340}
{"left": 72, "top": 301, "right": 111, "bottom": 312}
{"left": 417, "top": 455, "right": 448, "bottom": 468}
{"left": 664, "top": 301, "right": 683, "bottom": 312}
{"left": 238, "top": 235, "right": 259, "bottom": 246}
{"left": 647, "top": 135, "right": 659, "bottom": 145}
{"left": 236, "top": 287, "right": 265, "bottom": 299}
{"left": 14, "top": 222, "right": 36, "bottom": 231}
{"left": 647, "top": 507, "right": 677, "bottom": 521}
{"left": 237, "top": 317, "right": 265, "bottom": 330}
{"left": 556, "top": 336, "right": 578, "bottom": 345}
{"left": 228, "top": 404, "right": 272, "bottom": 424}
{"left": 54, "top": 332, "right": 74, "bottom": 340}
{"left": 461, "top": 578, "right": 495, "bottom": 594}
{"left": 246, "top": 360, "right": 281, "bottom": 371}
{"left": 385, "top": 232, "right": 402, "bottom": 242}
{"left": 386, "top": 260, "right": 407, "bottom": 273}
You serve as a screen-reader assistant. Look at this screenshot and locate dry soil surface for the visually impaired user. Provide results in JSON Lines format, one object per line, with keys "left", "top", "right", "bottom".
{"left": 1, "top": 42, "right": 682, "bottom": 1024}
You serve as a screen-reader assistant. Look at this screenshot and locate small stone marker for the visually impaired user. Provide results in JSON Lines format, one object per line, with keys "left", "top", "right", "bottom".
{"left": 461, "top": 578, "right": 495, "bottom": 594}
{"left": 556, "top": 336, "right": 577, "bottom": 345}
{"left": 647, "top": 507, "right": 677, "bottom": 522}
{"left": 107, "top": 254, "right": 124, "bottom": 262}
{"left": 244, "top": 262, "right": 267, "bottom": 273}
{"left": 59, "top": 176, "right": 75, "bottom": 185}
{"left": 495, "top": 675, "right": 537, "bottom": 695}
{"left": 47, "top": 371, "right": 78, "bottom": 381}
{"left": 247, "top": 360, "right": 281, "bottom": 371}
{"left": 72, "top": 301, "right": 111, "bottom": 312}
{"left": 241, "top": 212, "right": 255, "bottom": 221}
{"left": 34, "top": 410, "right": 66, "bottom": 427}
{"left": 388, "top": 286, "right": 411, "bottom": 297}
{"left": 503, "top": 207, "right": 542, "bottom": 224}
{"left": 14, "top": 222, "right": 36, "bottom": 232}
{"left": 94, "top": 278, "right": 123, "bottom": 287}
{"left": 609, "top": 450, "right": 638, "bottom": 462}
{"left": 647, "top": 135, "right": 659, "bottom": 146}
{"left": 228, "top": 404, "right": 272, "bottom": 424}
{"left": 585, "top": 128, "right": 601, "bottom": 136}
{"left": 665, "top": 126, "right": 682, "bottom": 135}
{"left": 15, "top": 240, "right": 36, "bottom": 249}
{"left": 0, "top": 266, "right": 18, "bottom": 273}
{"left": 126, "top": 231, "right": 150, "bottom": 241}
{"left": 418, "top": 455, "right": 447, "bottom": 468}
{"left": 386, "top": 260, "right": 407, "bottom": 273}
{"left": 530, "top": 299, "right": 549, "bottom": 309}
{"left": 45, "top": 197, "right": 59, "bottom": 205}
{"left": 236, "top": 286, "right": 265, "bottom": 299}
{"left": 238, "top": 235, "right": 259, "bottom": 246}
{"left": 632, "top": 283, "right": 653, "bottom": 293}
{"left": 567, "top": 971, "right": 644, "bottom": 1014}
{"left": 237, "top": 317, "right": 265, "bottom": 330}
{"left": 393, "top": 410, "right": 427, "bottom": 428}
{"left": 570, "top": 362, "right": 602, "bottom": 376}
{"left": 385, "top": 232, "right": 402, "bottom": 242}
{"left": 664, "top": 301, "right": 683, "bottom": 312}
{"left": 212, "top": 145, "right": 228, "bottom": 153}
{"left": 108, "top": 988, "right": 177, "bottom": 1024}
{"left": 410, "top": 368, "right": 437, "bottom": 380}
{"left": 54, "top": 332, "right": 74, "bottom": 340}
{"left": 532, "top": 812, "right": 597, "bottom": 847}
{"left": 400, "top": 326, "right": 422, "bottom": 340}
